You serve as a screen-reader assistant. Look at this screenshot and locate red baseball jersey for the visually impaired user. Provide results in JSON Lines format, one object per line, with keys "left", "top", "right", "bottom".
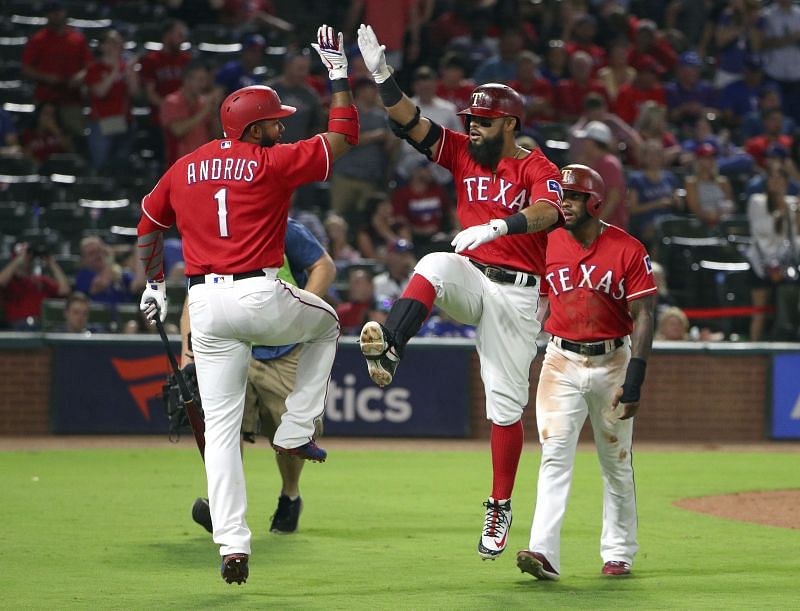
{"left": 544, "top": 224, "right": 657, "bottom": 341}
{"left": 434, "top": 128, "right": 564, "bottom": 275}
{"left": 85, "top": 59, "right": 131, "bottom": 119}
{"left": 138, "top": 135, "right": 332, "bottom": 275}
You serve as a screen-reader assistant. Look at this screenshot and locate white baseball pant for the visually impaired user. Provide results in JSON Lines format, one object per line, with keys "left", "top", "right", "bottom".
{"left": 528, "top": 339, "right": 638, "bottom": 573}
{"left": 414, "top": 252, "right": 542, "bottom": 425}
{"left": 188, "top": 271, "right": 339, "bottom": 556}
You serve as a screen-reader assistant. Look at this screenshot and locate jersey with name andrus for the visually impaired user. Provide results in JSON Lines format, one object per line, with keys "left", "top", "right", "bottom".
{"left": 434, "top": 128, "right": 564, "bottom": 275}
{"left": 138, "top": 135, "right": 331, "bottom": 275}
{"left": 544, "top": 224, "right": 657, "bottom": 341}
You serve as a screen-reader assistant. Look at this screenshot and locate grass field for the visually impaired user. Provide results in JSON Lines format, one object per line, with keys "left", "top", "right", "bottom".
{"left": 2, "top": 442, "right": 800, "bottom": 610}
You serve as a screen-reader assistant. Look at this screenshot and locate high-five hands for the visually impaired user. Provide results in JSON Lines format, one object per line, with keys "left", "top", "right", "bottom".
{"left": 356, "top": 24, "right": 391, "bottom": 83}
{"left": 311, "top": 24, "right": 348, "bottom": 80}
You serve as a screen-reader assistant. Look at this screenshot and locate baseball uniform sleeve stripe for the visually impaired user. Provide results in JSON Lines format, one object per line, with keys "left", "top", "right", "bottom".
{"left": 141, "top": 200, "right": 171, "bottom": 229}
{"left": 317, "top": 133, "right": 331, "bottom": 181}
{"left": 626, "top": 286, "right": 658, "bottom": 301}
{"left": 434, "top": 128, "right": 447, "bottom": 165}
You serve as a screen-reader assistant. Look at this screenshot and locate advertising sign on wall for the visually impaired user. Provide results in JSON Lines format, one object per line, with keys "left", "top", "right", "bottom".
{"left": 771, "top": 353, "right": 800, "bottom": 440}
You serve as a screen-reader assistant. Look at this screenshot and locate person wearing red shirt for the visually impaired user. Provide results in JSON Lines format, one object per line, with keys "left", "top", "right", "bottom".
{"left": 21, "top": 101, "right": 72, "bottom": 164}
{"left": 85, "top": 30, "right": 139, "bottom": 171}
{"left": 136, "top": 25, "right": 359, "bottom": 584}
{"left": 744, "top": 108, "right": 794, "bottom": 168}
{"left": 554, "top": 51, "right": 608, "bottom": 122}
{"left": 21, "top": 1, "right": 92, "bottom": 139}
{"left": 0, "top": 242, "right": 70, "bottom": 330}
{"left": 435, "top": 53, "right": 475, "bottom": 112}
{"left": 627, "top": 19, "right": 678, "bottom": 75}
{"left": 564, "top": 14, "right": 607, "bottom": 71}
{"left": 346, "top": 0, "right": 422, "bottom": 69}
{"left": 357, "top": 25, "right": 564, "bottom": 562}
{"left": 335, "top": 268, "right": 378, "bottom": 334}
{"left": 613, "top": 55, "right": 667, "bottom": 125}
{"left": 508, "top": 51, "right": 555, "bottom": 126}
{"left": 516, "top": 164, "right": 656, "bottom": 582}
{"left": 392, "top": 162, "right": 455, "bottom": 244}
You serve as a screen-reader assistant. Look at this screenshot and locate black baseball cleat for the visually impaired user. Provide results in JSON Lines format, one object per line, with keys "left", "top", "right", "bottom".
{"left": 270, "top": 495, "right": 303, "bottom": 534}
{"left": 273, "top": 440, "right": 327, "bottom": 462}
{"left": 221, "top": 553, "right": 249, "bottom": 584}
{"left": 192, "top": 497, "right": 213, "bottom": 533}
{"left": 359, "top": 321, "right": 400, "bottom": 387}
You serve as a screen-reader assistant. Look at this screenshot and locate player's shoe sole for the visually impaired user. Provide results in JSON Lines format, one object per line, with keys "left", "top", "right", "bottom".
{"left": 516, "top": 550, "right": 560, "bottom": 581}
{"left": 273, "top": 441, "right": 327, "bottom": 462}
{"left": 221, "top": 553, "right": 249, "bottom": 584}
{"left": 359, "top": 321, "right": 398, "bottom": 387}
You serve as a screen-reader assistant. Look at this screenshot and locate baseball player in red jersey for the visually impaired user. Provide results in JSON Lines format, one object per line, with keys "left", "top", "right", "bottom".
{"left": 136, "top": 25, "right": 359, "bottom": 585}
{"left": 356, "top": 25, "right": 564, "bottom": 561}
{"left": 516, "top": 165, "right": 657, "bottom": 581}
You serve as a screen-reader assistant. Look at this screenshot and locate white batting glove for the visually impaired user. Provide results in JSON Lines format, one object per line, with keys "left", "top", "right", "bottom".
{"left": 451, "top": 220, "right": 509, "bottom": 253}
{"left": 140, "top": 280, "right": 167, "bottom": 324}
{"left": 357, "top": 23, "right": 391, "bottom": 83}
{"left": 311, "top": 24, "right": 348, "bottom": 81}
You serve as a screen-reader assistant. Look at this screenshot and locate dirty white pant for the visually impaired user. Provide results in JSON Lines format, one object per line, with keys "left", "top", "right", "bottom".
{"left": 528, "top": 340, "right": 638, "bottom": 572}
{"left": 188, "top": 272, "right": 339, "bottom": 555}
{"left": 414, "top": 252, "right": 542, "bottom": 425}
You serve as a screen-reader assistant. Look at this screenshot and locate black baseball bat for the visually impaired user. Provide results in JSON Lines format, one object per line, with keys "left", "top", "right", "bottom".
{"left": 148, "top": 299, "right": 206, "bottom": 460}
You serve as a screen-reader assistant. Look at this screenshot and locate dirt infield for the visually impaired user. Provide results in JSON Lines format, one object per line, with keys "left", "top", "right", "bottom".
{"left": 675, "top": 490, "right": 800, "bottom": 529}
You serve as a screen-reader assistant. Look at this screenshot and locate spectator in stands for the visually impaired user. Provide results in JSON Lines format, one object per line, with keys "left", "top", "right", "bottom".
{"left": 746, "top": 164, "right": 800, "bottom": 340}
{"left": 329, "top": 77, "right": 391, "bottom": 230}
{"left": 564, "top": 13, "right": 606, "bottom": 69}
{"left": 745, "top": 142, "right": 800, "bottom": 197}
{"left": 345, "top": 0, "right": 422, "bottom": 70}
{"left": 335, "top": 267, "right": 379, "bottom": 335}
{"left": 392, "top": 162, "right": 455, "bottom": 247}
{"left": 160, "top": 61, "right": 223, "bottom": 167}
{"left": 54, "top": 291, "right": 92, "bottom": 334}
{"left": 665, "top": 51, "right": 719, "bottom": 139}
{"left": 627, "top": 19, "right": 678, "bottom": 75}
{"left": 373, "top": 239, "right": 416, "bottom": 311}
{"left": 597, "top": 37, "right": 635, "bottom": 105}
{"left": 760, "top": 0, "right": 800, "bottom": 124}
{"left": 568, "top": 92, "right": 642, "bottom": 166}
{"left": 541, "top": 39, "right": 569, "bottom": 87}
{"left": 664, "top": 0, "right": 716, "bottom": 52}
{"left": 554, "top": 50, "right": 607, "bottom": 123}
{"left": 85, "top": 29, "right": 139, "bottom": 172}
{"left": 267, "top": 51, "right": 322, "bottom": 143}
{"left": 21, "top": 102, "right": 72, "bottom": 164}
{"left": 395, "top": 66, "right": 462, "bottom": 186}
{"left": 0, "top": 109, "right": 22, "bottom": 157}
{"left": 720, "top": 55, "right": 771, "bottom": 133}
{"left": 712, "top": 0, "right": 764, "bottom": 89}
{"left": 436, "top": 53, "right": 475, "bottom": 112}
{"left": 744, "top": 108, "right": 794, "bottom": 169}
{"left": 219, "top": 0, "right": 293, "bottom": 33}
{"left": 355, "top": 192, "right": 412, "bottom": 262}
{"left": 0, "top": 242, "right": 70, "bottom": 330}
{"left": 21, "top": 1, "right": 92, "bottom": 140}
{"left": 137, "top": 19, "right": 191, "bottom": 160}
{"left": 472, "top": 27, "right": 525, "bottom": 85}
{"left": 444, "top": 7, "right": 499, "bottom": 76}
{"left": 655, "top": 306, "right": 690, "bottom": 341}
{"left": 681, "top": 114, "right": 755, "bottom": 177}
{"left": 74, "top": 236, "right": 137, "bottom": 306}
{"left": 573, "top": 121, "right": 629, "bottom": 230}
{"left": 627, "top": 139, "right": 682, "bottom": 249}
{"left": 633, "top": 101, "right": 681, "bottom": 166}
{"left": 508, "top": 51, "right": 555, "bottom": 127}
{"left": 324, "top": 213, "right": 362, "bottom": 268}
{"left": 684, "top": 143, "right": 736, "bottom": 228}
{"left": 214, "top": 33, "right": 267, "bottom": 95}
{"left": 741, "top": 86, "right": 796, "bottom": 141}
{"left": 613, "top": 55, "right": 667, "bottom": 126}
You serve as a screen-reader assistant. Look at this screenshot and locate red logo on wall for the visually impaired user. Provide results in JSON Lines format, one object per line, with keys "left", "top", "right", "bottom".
{"left": 111, "top": 356, "right": 171, "bottom": 420}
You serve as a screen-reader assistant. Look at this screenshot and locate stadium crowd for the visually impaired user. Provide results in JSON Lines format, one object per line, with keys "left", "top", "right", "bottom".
{"left": 1, "top": 0, "right": 800, "bottom": 342}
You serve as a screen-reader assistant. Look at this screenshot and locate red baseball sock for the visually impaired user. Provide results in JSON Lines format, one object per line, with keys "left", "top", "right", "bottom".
{"left": 490, "top": 420, "right": 524, "bottom": 501}
{"left": 401, "top": 273, "right": 436, "bottom": 310}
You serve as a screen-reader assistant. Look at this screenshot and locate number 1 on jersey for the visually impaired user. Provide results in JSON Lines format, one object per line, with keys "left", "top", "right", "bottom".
{"left": 214, "top": 187, "right": 229, "bottom": 237}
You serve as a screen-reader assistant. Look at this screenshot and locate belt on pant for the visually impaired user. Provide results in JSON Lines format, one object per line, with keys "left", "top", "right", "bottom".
{"left": 188, "top": 269, "right": 267, "bottom": 288}
{"left": 552, "top": 336, "right": 624, "bottom": 356}
{"left": 469, "top": 259, "right": 537, "bottom": 287}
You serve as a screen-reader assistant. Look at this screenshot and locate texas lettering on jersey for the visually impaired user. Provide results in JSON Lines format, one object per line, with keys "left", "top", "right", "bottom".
{"left": 545, "top": 224, "right": 657, "bottom": 341}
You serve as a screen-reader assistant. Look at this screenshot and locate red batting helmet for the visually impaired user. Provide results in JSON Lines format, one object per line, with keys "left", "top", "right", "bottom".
{"left": 560, "top": 164, "right": 606, "bottom": 217}
{"left": 457, "top": 83, "right": 525, "bottom": 128}
{"left": 220, "top": 85, "right": 296, "bottom": 140}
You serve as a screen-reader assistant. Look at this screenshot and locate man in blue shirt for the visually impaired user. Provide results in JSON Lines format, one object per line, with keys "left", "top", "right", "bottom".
{"left": 214, "top": 33, "right": 267, "bottom": 95}
{"left": 187, "top": 218, "right": 337, "bottom": 534}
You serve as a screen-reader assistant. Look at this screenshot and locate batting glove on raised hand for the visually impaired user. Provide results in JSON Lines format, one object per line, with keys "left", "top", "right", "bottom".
{"left": 451, "top": 219, "right": 509, "bottom": 253}
{"left": 311, "top": 24, "right": 348, "bottom": 81}
{"left": 140, "top": 280, "right": 167, "bottom": 324}
{"left": 357, "top": 23, "right": 392, "bottom": 83}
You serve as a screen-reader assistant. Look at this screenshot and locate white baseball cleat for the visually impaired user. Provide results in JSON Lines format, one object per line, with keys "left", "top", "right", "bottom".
{"left": 359, "top": 321, "right": 399, "bottom": 387}
{"left": 478, "top": 497, "right": 512, "bottom": 560}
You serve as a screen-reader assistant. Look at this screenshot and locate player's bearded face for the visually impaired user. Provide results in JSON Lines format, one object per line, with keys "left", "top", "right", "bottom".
{"left": 256, "top": 120, "right": 282, "bottom": 147}
{"left": 467, "top": 119, "right": 505, "bottom": 168}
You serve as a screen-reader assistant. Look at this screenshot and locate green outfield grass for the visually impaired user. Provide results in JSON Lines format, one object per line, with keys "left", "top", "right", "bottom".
{"left": 2, "top": 445, "right": 799, "bottom": 610}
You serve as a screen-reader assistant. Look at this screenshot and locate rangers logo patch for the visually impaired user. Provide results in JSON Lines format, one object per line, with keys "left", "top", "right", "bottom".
{"left": 220, "top": 140, "right": 232, "bottom": 149}
{"left": 547, "top": 179, "right": 563, "bottom": 203}
{"left": 644, "top": 255, "right": 653, "bottom": 274}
